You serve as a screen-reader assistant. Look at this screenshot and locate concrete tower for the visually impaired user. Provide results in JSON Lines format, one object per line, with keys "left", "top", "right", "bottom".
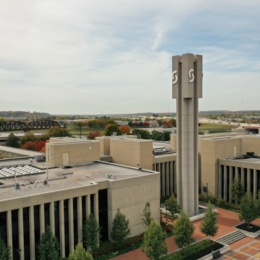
{"left": 172, "top": 53, "right": 203, "bottom": 215}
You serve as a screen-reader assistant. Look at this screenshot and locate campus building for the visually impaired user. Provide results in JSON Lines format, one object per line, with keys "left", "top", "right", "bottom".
{"left": 199, "top": 133, "right": 260, "bottom": 200}
{"left": 97, "top": 136, "right": 177, "bottom": 198}
{"left": 2, "top": 131, "right": 260, "bottom": 259}
{"left": 0, "top": 138, "right": 160, "bottom": 260}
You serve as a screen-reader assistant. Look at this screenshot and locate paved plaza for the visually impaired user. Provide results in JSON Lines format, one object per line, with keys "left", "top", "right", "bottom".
{"left": 111, "top": 207, "right": 260, "bottom": 260}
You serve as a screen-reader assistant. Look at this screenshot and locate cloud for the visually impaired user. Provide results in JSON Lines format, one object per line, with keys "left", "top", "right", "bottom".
{"left": 0, "top": 0, "right": 260, "bottom": 114}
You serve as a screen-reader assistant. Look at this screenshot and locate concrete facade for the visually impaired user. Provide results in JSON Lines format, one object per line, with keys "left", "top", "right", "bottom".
{"left": 172, "top": 53, "right": 203, "bottom": 214}
{"left": 199, "top": 134, "right": 260, "bottom": 200}
{"left": 110, "top": 138, "right": 153, "bottom": 170}
{"left": 98, "top": 136, "right": 177, "bottom": 197}
{"left": 46, "top": 138, "right": 100, "bottom": 167}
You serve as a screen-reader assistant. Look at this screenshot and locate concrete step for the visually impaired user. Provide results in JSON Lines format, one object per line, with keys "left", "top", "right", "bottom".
{"left": 216, "top": 230, "right": 246, "bottom": 245}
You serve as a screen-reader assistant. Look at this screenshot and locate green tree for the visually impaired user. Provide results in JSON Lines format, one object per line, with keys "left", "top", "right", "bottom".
{"left": 142, "top": 220, "right": 167, "bottom": 260}
{"left": 132, "top": 129, "right": 150, "bottom": 139}
{"left": 200, "top": 202, "right": 218, "bottom": 240}
{"left": 162, "top": 131, "right": 171, "bottom": 141}
{"left": 69, "top": 242, "right": 93, "bottom": 260}
{"left": 104, "top": 123, "right": 120, "bottom": 136}
{"left": 165, "top": 194, "right": 181, "bottom": 222}
{"left": 173, "top": 211, "right": 195, "bottom": 250}
{"left": 75, "top": 122, "right": 84, "bottom": 138}
{"left": 38, "top": 226, "right": 60, "bottom": 260}
{"left": 151, "top": 130, "right": 163, "bottom": 141}
{"left": 239, "top": 191, "right": 258, "bottom": 227}
{"left": 5, "top": 133, "right": 20, "bottom": 148}
{"left": 230, "top": 177, "right": 244, "bottom": 204}
{"left": 141, "top": 202, "right": 152, "bottom": 229}
{"left": 82, "top": 214, "right": 100, "bottom": 254}
{"left": 48, "top": 126, "right": 71, "bottom": 137}
{"left": 256, "top": 191, "right": 260, "bottom": 215}
{"left": 111, "top": 209, "right": 130, "bottom": 249}
{"left": 20, "top": 131, "right": 37, "bottom": 145}
{"left": 0, "top": 237, "right": 11, "bottom": 260}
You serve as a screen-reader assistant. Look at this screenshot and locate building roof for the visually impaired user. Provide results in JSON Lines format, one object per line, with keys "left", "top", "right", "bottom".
{"left": 0, "top": 159, "right": 157, "bottom": 202}
{"left": 0, "top": 145, "right": 43, "bottom": 157}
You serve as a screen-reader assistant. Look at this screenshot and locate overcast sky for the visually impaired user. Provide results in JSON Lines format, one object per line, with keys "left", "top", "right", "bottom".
{"left": 0, "top": 1, "right": 259, "bottom": 115}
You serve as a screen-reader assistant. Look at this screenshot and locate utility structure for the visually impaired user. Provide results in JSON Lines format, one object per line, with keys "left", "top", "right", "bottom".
{"left": 172, "top": 53, "right": 203, "bottom": 215}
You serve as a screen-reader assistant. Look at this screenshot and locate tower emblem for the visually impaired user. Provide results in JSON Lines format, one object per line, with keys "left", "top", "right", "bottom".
{"left": 188, "top": 69, "right": 194, "bottom": 83}
{"left": 172, "top": 70, "right": 178, "bottom": 84}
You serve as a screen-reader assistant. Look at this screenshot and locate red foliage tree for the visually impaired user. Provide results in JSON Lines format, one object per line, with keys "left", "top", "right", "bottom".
{"left": 119, "top": 126, "right": 131, "bottom": 135}
{"left": 22, "top": 142, "right": 37, "bottom": 151}
{"left": 87, "top": 131, "right": 100, "bottom": 140}
{"left": 34, "top": 140, "right": 46, "bottom": 151}
{"left": 22, "top": 140, "right": 47, "bottom": 152}
{"left": 143, "top": 121, "right": 150, "bottom": 128}
{"left": 163, "top": 120, "right": 173, "bottom": 128}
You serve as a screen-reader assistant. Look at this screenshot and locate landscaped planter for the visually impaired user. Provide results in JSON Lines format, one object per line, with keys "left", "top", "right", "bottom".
{"left": 198, "top": 243, "right": 230, "bottom": 260}
{"left": 235, "top": 223, "right": 260, "bottom": 238}
{"left": 167, "top": 239, "right": 230, "bottom": 260}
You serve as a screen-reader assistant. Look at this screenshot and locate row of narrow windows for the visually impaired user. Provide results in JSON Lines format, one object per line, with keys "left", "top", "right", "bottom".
{"left": 153, "top": 161, "right": 175, "bottom": 197}
{"left": 0, "top": 189, "right": 108, "bottom": 260}
{"left": 219, "top": 165, "right": 260, "bottom": 201}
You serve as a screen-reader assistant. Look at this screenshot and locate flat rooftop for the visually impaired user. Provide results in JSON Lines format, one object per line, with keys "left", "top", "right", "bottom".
{"left": 0, "top": 159, "right": 157, "bottom": 201}
{"left": 0, "top": 145, "right": 43, "bottom": 157}
{"left": 220, "top": 157, "right": 260, "bottom": 165}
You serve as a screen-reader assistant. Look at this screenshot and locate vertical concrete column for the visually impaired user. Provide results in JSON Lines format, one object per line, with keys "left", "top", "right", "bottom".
{"left": 29, "top": 206, "right": 35, "bottom": 260}
{"left": 77, "top": 196, "right": 82, "bottom": 243}
{"left": 59, "top": 200, "right": 65, "bottom": 258}
{"left": 229, "top": 168, "right": 233, "bottom": 203}
{"left": 69, "top": 198, "right": 74, "bottom": 252}
{"left": 169, "top": 161, "right": 173, "bottom": 194}
{"left": 7, "top": 210, "right": 13, "bottom": 259}
{"left": 40, "top": 204, "right": 45, "bottom": 235}
{"left": 94, "top": 192, "right": 99, "bottom": 223}
{"left": 86, "top": 195, "right": 90, "bottom": 218}
{"left": 161, "top": 163, "right": 165, "bottom": 197}
{"left": 50, "top": 201, "right": 55, "bottom": 234}
{"left": 223, "top": 166, "right": 227, "bottom": 200}
{"left": 157, "top": 163, "right": 161, "bottom": 197}
{"left": 218, "top": 164, "right": 222, "bottom": 199}
{"left": 166, "top": 162, "right": 170, "bottom": 196}
{"left": 18, "top": 208, "right": 24, "bottom": 260}
{"left": 235, "top": 167, "right": 238, "bottom": 179}
{"left": 241, "top": 168, "right": 245, "bottom": 189}
{"left": 173, "top": 161, "right": 177, "bottom": 195}
{"left": 253, "top": 169, "right": 257, "bottom": 199}
{"left": 247, "top": 169, "right": 251, "bottom": 194}
{"left": 172, "top": 53, "right": 202, "bottom": 214}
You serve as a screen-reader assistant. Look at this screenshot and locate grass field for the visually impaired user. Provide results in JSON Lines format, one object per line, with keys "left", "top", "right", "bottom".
{"left": 66, "top": 124, "right": 104, "bottom": 137}
{"left": 199, "top": 123, "right": 237, "bottom": 134}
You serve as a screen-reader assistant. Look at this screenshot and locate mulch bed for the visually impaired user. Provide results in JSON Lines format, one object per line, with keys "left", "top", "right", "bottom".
{"left": 236, "top": 223, "right": 260, "bottom": 233}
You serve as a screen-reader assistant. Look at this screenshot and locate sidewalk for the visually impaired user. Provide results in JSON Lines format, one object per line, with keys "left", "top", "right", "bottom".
{"left": 111, "top": 207, "right": 260, "bottom": 260}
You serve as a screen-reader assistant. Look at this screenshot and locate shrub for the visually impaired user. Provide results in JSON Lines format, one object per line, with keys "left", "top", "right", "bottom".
{"left": 207, "top": 195, "right": 217, "bottom": 205}
{"left": 216, "top": 198, "right": 229, "bottom": 209}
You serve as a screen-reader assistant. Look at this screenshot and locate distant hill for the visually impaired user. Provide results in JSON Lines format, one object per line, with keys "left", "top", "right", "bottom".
{"left": 0, "top": 111, "right": 51, "bottom": 120}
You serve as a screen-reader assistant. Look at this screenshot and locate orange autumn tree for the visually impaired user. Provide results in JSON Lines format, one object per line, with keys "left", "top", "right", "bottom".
{"left": 119, "top": 125, "right": 131, "bottom": 135}
{"left": 22, "top": 140, "right": 47, "bottom": 151}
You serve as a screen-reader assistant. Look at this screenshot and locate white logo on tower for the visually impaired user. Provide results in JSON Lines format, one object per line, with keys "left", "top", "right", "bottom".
{"left": 172, "top": 70, "right": 178, "bottom": 84}
{"left": 188, "top": 69, "right": 194, "bottom": 83}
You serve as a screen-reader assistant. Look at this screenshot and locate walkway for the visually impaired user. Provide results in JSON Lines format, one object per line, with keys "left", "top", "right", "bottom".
{"left": 110, "top": 207, "right": 260, "bottom": 260}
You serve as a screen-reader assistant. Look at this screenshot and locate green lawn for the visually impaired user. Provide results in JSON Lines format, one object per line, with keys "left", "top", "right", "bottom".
{"left": 199, "top": 123, "right": 237, "bottom": 134}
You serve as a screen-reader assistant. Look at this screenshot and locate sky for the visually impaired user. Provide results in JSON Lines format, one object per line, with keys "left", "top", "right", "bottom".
{"left": 0, "top": 0, "right": 260, "bottom": 115}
